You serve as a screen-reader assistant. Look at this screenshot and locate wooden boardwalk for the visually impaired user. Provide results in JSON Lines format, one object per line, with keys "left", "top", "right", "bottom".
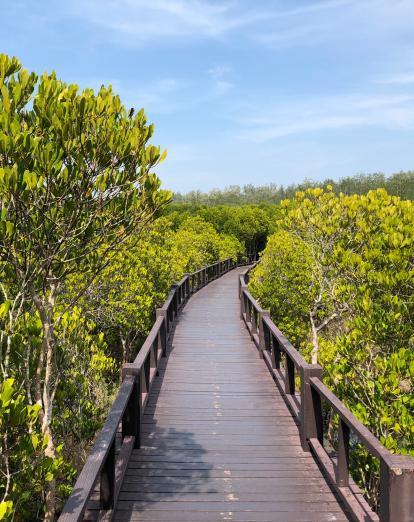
{"left": 113, "top": 268, "right": 349, "bottom": 522}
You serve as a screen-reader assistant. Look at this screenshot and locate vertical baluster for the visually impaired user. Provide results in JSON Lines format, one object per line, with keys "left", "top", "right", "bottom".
{"left": 155, "top": 308, "right": 169, "bottom": 350}
{"left": 240, "top": 289, "right": 246, "bottom": 319}
{"left": 285, "top": 356, "right": 295, "bottom": 395}
{"left": 299, "top": 370, "right": 324, "bottom": 450}
{"left": 122, "top": 372, "right": 141, "bottom": 449}
{"left": 156, "top": 313, "right": 167, "bottom": 356}
{"left": 174, "top": 288, "right": 179, "bottom": 317}
{"left": 259, "top": 311, "right": 270, "bottom": 358}
{"left": 336, "top": 419, "right": 350, "bottom": 487}
{"left": 167, "top": 302, "right": 173, "bottom": 330}
{"left": 140, "top": 366, "right": 146, "bottom": 398}
{"left": 100, "top": 438, "right": 115, "bottom": 509}
{"left": 246, "top": 297, "right": 251, "bottom": 324}
{"left": 271, "top": 335, "right": 281, "bottom": 369}
{"left": 150, "top": 342, "right": 157, "bottom": 377}
{"left": 144, "top": 354, "right": 151, "bottom": 393}
{"left": 250, "top": 305, "right": 257, "bottom": 335}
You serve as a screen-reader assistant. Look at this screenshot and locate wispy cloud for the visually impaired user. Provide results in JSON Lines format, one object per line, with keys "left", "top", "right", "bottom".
{"left": 236, "top": 93, "right": 414, "bottom": 142}
{"left": 69, "top": 0, "right": 242, "bottom": 42}
{"left": 207, "top": 64, "right": 234, "bottom": 95}
{"left": 65, "top": 0, "right": 359, "bottom": 45}
{"left": 377, "top": 72, "right": 414, "bottom": 85}
{"left": 251, "top": 24, "right": 325, "bottom": 49}
{"left": 208, "top": 65, "right": 232, "bottom": 79}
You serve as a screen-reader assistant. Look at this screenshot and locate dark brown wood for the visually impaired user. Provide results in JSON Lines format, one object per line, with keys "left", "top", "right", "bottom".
{"left": 240, "top": 266, "right": 414, "bottom": 522}
{"left": 59, "top": 377, "right": 135, "bottom": 521}
{"left": 122, "top": 375, "right": 141, "bottom": 449}
{"left": 63, "top": 262, "right": 414, "bottom": 522}
{"left": 337, "top": 418, "right": 350, "bottom": 487}
{"left": 114, "top": 435, "right": 135, "bottom": 505}
{"left": 285, "top": 355, "right": 295, "bottom": 395}
{"left": 59, "top": 258, "right": 237, "bottom": 521}
{"left": 112, "top": 268, "right": 349, "bottom": 522}
{"left": 379, "top": 455, "right": 414, "bottom": 522}
{"left": 300, "top": 364, "right": 323, "bottom": 450}
{"left": 100, "top": 438, "right": 115, "bottom": 509}
{"left": 309, "top": 437, "right": 378, "bottom": 522}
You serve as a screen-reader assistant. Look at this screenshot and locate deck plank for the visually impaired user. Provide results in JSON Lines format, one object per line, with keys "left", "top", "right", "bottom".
{"left": 112, "top": 268, "right": 350, "bottom": 521}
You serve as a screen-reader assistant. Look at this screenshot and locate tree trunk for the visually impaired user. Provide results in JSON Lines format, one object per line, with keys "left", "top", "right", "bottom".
{"left": 31, "top": 285, "right": 58, "bottom": 521}
{"left": 120, "top": 332, "right": 133, "bottom": 363}
{"left": 42, "top": 316, "right": 57, "bottom": 522}
{"left": 309, "top": 312, "right": 319, "bottom": 364}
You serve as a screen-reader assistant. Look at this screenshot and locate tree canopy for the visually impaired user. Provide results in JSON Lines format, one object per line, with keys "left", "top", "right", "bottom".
{"left": 1, "top": 52, "right": 413, "bottom": 519}
{"left": 249, "top": 187, "right": 414, "bottom": 506}
{"left": 173, "top": 171, "right": 414, "bottom": 206}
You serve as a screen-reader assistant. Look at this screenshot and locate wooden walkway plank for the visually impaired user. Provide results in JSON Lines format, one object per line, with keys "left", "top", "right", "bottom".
{"left": 113, "top": 268, "right": 350, "bottom": 522}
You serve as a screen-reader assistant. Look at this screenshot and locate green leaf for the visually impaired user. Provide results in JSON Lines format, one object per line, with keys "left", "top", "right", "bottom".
{"left": 0, "top": 299, "right": 11, "bottom": 318}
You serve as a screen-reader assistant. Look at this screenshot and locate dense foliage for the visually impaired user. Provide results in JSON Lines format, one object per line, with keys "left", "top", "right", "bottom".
{"left": 167, "top": 204, "right": 277, "bottom": 256}
{"left": 1, "top": 52, "right": 413, "bottom": 519}
{"left": 249, "top": 187, "right": 414, "bottom": 507}
{"left": 0, "top": 54, "right": 244, "bottom": 520}
{"left": 174, "top": 171, "right": 414, "bottom": 205}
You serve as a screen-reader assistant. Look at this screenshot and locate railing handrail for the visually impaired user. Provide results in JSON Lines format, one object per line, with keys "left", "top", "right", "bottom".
{"left": 239, "top": 265, "right": 414, "bottom": 522}
{"left": 58, "top": 376, "right": 135, "bottom": 520}
{"left": 59, "top": 255, "right": 250, "bottom": 521}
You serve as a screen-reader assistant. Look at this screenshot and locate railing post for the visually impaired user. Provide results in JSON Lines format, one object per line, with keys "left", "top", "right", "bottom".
{"left": 170, "top": 284, "right": 178, "bottom": 317}
{"left": 246, "top": 298, "right": 251, "bottom": 325}
{"left": 202, "top": 268, "right": 206, "bottom": 286}
{"left": 155, "top": 310, "right": 167, "bottom": 356}
{"left": 258, "top": 310, "right": 270, "bottom": 359}
{"left": 300, "top": 365, "right": 323, "bottom": 451}
{"left": 121, "top": 368, "right": 141, "bottom": 449}
{"left": 183, "top": 274, "right": 190, "bottom": 300}
{"left": 240, "top": 289, "right": 246, "bottom": 320}
{"left": 250, "top": 305, "right": 255, "bottom": 330}
{"left": 336, "top": 419, "right": 350, "bottom": 487}
{"left": 379, "top": 455, "right": 414, "bottom": 522}
{"left": 100, "top": 439, "right": 115, "bottom": 509}
{"left": 271, "top": 337, "right": 281, "bottom": 369}
{"left": 239, "top": 274, "right": 246, "bottom": 298}
{"left": 285, "top": 356, "right": 295, "bottom": 395}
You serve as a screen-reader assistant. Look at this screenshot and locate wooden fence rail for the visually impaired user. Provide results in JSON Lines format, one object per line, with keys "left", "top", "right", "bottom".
{"left": 239, "top": 266, "right": 414, "bottom": 522}
{"left": 59, "top": 255, "right": 253, "bottom": 521}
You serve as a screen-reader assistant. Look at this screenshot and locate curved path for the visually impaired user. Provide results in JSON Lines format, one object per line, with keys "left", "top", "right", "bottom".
{"left": 113, "top": 268, "right": 349, "bottom": 521}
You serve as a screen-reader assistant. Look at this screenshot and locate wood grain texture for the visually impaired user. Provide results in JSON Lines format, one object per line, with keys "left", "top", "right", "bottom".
{"left": 106, "top": 268, "right": 350, "bottom": 521}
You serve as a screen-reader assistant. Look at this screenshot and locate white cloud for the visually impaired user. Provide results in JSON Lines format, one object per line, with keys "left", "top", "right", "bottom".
{"left": 251, "top": 24, "right": 325, "bottom": 49}
{"left": 235, "top": 93, "right": 414, "bottom": 142}
{"left": 69, "top": 0, "right": 244, "bottom": 42}
{"left": 66, "top": 0, "right": 361, "bottom": 45}
{"left": 207, "top": 64, "right": 234, "bottom": 96}
{"left": 377, "top": 73, "right": 414, "bottom": 85}
{"left": 208, "top": 65, "right": 232, "bottom": 79}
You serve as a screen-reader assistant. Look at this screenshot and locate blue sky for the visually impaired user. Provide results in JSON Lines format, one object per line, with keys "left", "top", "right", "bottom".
{"left": 2, "top": 0, "right": 414, "bottom": 192}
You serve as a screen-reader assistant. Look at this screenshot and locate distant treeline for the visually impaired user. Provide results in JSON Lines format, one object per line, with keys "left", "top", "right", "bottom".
{"left": 173, "top": 171, "right": 414, "bottom": 205}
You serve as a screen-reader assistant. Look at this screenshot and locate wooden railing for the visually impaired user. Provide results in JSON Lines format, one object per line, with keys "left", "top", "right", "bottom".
{"left": 59, "top": 256, "right": 249, "bottom": 521}
{"left": 239, "top": 266, "right": 414, "bottom": 522}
